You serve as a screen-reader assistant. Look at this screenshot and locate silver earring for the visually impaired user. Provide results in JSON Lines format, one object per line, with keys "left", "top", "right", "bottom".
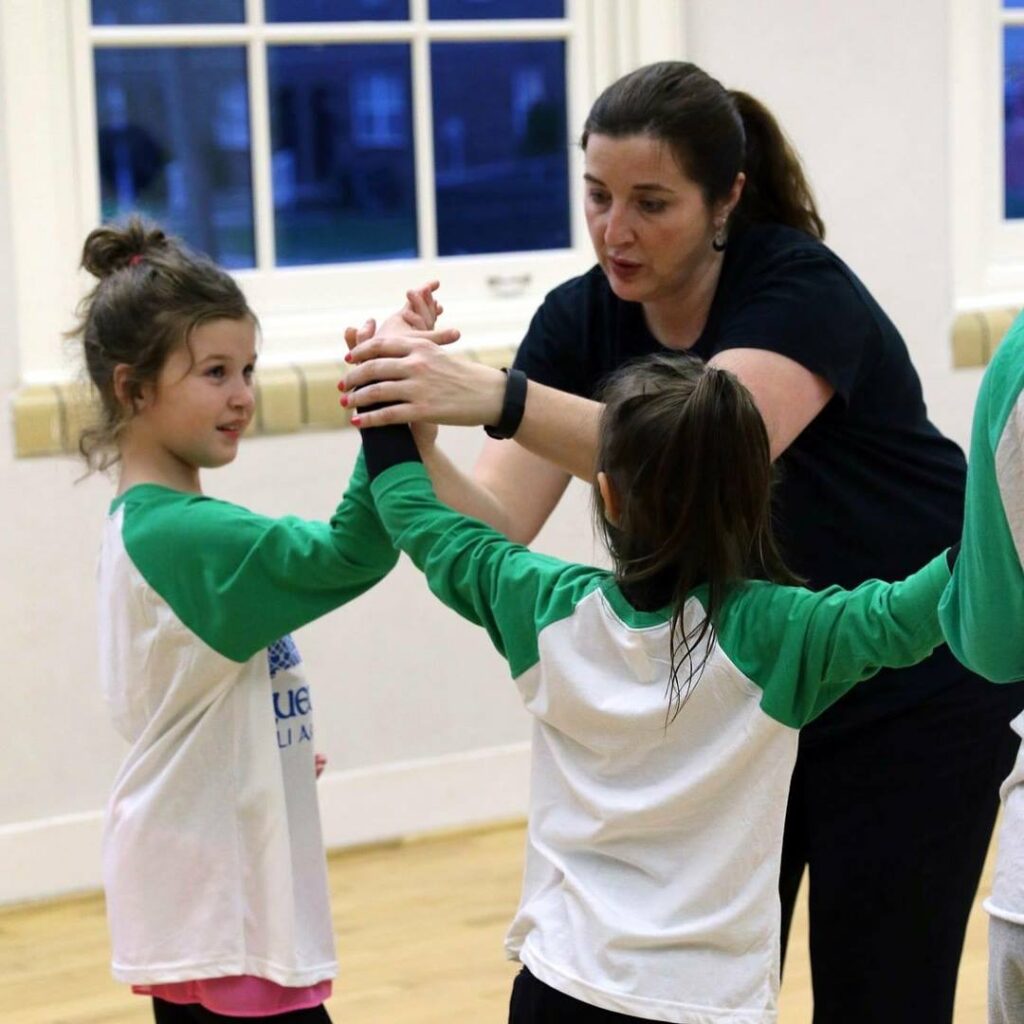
{"left": 712, "top": 222, "right": 728, "bottom": 252}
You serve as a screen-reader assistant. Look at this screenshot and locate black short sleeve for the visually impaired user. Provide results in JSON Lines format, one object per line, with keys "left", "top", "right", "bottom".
{"left": 513, "top": 279, "right": 588, "bottom": 396}
{"left": 514, "top": 267, "right": 659, "bottom": 400}
{"left": 707, "top": 248, "right": 876, "bottom": 406}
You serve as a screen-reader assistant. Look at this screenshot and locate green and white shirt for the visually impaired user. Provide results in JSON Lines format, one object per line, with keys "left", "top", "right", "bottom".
{"left": 940, "top": 314, "right": 1024, "bottom": 925}
{"left": 98, "top": 454, "right": 397, "bottom": 987}
{"left": 371, "top": 461, "right": 950, "bottom": 1023}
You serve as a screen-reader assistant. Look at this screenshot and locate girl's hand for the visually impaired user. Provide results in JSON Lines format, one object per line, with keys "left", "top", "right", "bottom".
{"left": 345, "top": 281, "right": 444, "bottom": 347}
{"left": 340, "top": 335, "right": 506, "bottom": 429}
{"left": 399, "top": 280, "right": 443, "bottom": 331}
{"left": 314, "top": 753, "right": 327, "bottom": 780}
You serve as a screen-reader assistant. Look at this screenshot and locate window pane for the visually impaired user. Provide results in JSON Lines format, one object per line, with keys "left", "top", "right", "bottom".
{"left": 1007, "top": 27, "right": 1024, "bottom": 218}
{"left": 91, "top": 0, "right": 244, "bottom": 25}
{"left": 268, "top": 45, "right": 417, "bottom": 265}
{"left": 265, "top": 0, "right": 409, "bottom": 22}
{"left": 94, "top": 48, "right": 255, "bottom": 267}
{"left": 430, "top": 0, "right": 563, "bottom": 19}
{"left": 1006, "top": 1, "right": 1024, "bottom": 8}
{"left": 431, "top": 41, "right": 570, "bottom": 255}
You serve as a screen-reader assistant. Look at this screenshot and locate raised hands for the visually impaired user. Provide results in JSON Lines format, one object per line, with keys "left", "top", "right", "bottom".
{"left": 339, "top": 282, "right": 506, "bottom": 432}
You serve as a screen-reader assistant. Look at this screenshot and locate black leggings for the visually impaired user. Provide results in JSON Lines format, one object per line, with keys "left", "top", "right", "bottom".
{"left": 779, "top": 666, "right": 1024, "bottom": 1023}
{"left": 508, "top": 967, "right": 652, "bottom": 1023}
{"left": 152, "top": 997, "right": 332, "bottom": 1023}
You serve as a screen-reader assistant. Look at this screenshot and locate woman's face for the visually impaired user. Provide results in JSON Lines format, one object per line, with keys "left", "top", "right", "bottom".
{"left": 583, "top": 132, "right": 731, "bottom": 305}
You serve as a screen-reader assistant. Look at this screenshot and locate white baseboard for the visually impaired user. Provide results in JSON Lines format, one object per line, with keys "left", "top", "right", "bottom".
{"left": 0, "top": 742, "right": 531, "bottom": 907}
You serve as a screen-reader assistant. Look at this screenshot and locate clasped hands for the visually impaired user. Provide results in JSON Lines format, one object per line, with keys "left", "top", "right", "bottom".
{"left": 338, "top": 281, "right": 507, "bottom": 437}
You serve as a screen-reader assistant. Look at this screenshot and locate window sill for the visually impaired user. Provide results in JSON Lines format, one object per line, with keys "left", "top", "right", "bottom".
{"left": 10, "top": 342, "right": 517, "bottom": 459}
{"left": 951, "top": 305, "right": 1024, "bottom": 368}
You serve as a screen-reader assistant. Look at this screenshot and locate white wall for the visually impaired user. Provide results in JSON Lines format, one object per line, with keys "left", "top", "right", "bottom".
{"left": 1, "top": 0, "right": 989, "bottom": 905}
{"left": 686, "top": 0, "right": 983, "bottom": 449}
{"left": 0, "top": 9, "right": 17, "bottom": 390}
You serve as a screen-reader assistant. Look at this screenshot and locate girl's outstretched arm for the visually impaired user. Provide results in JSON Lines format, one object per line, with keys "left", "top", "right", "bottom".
{"left": 939, "top": 323, "right": 1024, "bottom": 683}
{"left": 360, "top": 422, "right": 603, "bottom": 679}
{"left": 719, "top": 552, "right": 953, "bottom": 730}
{"left": 116, "top": 450, "right": 399, "bottom": 662}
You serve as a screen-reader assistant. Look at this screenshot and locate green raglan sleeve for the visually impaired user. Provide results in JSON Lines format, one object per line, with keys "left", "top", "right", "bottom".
{"left": 370, "top": 462, "right": 605, "bottom": 679}
{"left": 122, "top": 451, "right": 399, "bottom": 661}
{"left": 721, "top": 552, "right": 951, "bottom": 729}
{"left": 939, "top": 322, "right": 1024, "bottom": 682}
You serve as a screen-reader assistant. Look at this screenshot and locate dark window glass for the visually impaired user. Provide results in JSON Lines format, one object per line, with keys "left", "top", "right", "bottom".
{"left": 91, "top": 0, "right": 244, "bottom": 25}
{"left": 430, "top": 0, "right": 563, "bottom": 19}
{"left": 94, "top": 48, "right": 255, "bottom": 267}
{"left": 431, "top": 41, "right": 569, "bottom": 255}
{"left": 1007, "top": 27, "right": 1024, "bottom": 218}
{"left": 268, "top": 45, "right": 417, "bottom": 265}
{"left": 265, "top": 0, "right": 409, "bottom": 22}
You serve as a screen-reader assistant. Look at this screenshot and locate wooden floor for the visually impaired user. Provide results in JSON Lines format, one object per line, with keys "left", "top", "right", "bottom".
{"left": 0, "top": 820, "right": 993, "bottom": 1023}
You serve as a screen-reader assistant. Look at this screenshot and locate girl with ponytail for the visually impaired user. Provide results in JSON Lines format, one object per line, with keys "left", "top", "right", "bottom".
{"left": 357, "top": 350, "right": 953, "bottom": 1022}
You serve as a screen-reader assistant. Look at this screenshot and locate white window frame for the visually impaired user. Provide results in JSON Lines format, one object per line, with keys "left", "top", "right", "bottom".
{"left": 952, "top": 0, "right": 1024, "bottom": 307}
{"left": 0, "top": 0, "right": 685, "bottom": 384}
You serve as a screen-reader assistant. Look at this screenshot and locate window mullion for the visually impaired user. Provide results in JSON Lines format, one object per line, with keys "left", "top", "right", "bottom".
{"left": 564, "top": 0, "right": 587, "bottom": 253}
{"left": 69, "top": 0, "right": 102, "bottom": 235}
{"left": 411, "top": 0, "right": 437, "bottom": 262}
{"left": 90, "top": 25, "right": 252, "bottom": 47}
{"left": 246, "top": 0, "right": 275, "bottom": 271}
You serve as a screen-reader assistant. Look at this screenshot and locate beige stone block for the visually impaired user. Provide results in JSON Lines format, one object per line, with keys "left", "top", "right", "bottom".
{"left": 300, "top": 361, "right": 349, "bottom": 430}
{"left": 11, "top": 385, "right": 63, "bottom": 457}
{"left": 470, "top": 344, "right": 519, "bottom": 370}
{"left": 951, "top": 312, "right": 986, "bottom": 368}
{"left": 254, "top": 365, "right": 303, "bottom": 435}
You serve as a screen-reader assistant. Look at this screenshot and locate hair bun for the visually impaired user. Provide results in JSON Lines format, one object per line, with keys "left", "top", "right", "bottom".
{"left": 80, "top": 216, "right": 167, "bottom": 279}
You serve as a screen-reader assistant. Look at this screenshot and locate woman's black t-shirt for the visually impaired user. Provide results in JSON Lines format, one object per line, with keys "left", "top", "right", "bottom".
{"left": 513, "top": 222, "right": 973, "bottom": 738}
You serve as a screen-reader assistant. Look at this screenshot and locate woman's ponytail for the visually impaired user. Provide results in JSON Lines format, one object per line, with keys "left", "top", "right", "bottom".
{"left": 729, "top": 90, "right": 824, "bottom": 240}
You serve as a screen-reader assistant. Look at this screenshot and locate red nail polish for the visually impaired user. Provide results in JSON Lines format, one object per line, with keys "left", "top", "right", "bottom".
{"left": 344, "top": 353, "right": 353, "bottom": 363}
{"left": 351, "top": 416, "right": 362, "bottom": 426}
{"left": 340, "top": 394, "right": 348, "bottom": 407}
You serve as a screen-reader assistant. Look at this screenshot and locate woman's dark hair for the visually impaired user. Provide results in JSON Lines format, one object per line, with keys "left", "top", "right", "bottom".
{"left": 582, "top": 61, "right": 825, "bottom": 240}
{"left": 68, "top": 216, "right": 254, "bottom": 473}
{"left": 594, "top": 353, "right": 800, "bottom": 721}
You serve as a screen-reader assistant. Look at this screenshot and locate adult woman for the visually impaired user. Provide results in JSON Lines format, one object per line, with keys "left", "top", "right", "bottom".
{"left": 343, "top": 62, "right": 1024, "bottom": 1022}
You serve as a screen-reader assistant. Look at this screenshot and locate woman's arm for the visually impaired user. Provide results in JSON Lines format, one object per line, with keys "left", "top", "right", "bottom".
{"left": 425, "top": 439, "right": 571, "bottom": 546}
{"left": 709, "top": 348, "right": 834, "bottom": 460}
{"left": 342, "top": 333, "right": 827, "bottom": 469}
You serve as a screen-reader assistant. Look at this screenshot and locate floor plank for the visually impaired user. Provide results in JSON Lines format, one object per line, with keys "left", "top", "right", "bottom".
{"left": 0, "top": 821, "right": 992, "bottom": 1022}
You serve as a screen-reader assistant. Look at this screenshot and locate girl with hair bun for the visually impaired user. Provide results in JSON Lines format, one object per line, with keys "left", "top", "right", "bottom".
{"left": 358, "top": 351, "right": 955, "bottom": 1023}
{"left": 71, "top": 217, "right": 437, "bottom": 1023}
{"left": 342, "top": 60, "right": 1024, "bottom": 1021}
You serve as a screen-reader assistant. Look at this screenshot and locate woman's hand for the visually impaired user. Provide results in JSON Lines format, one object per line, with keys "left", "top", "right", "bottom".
{"left": 340, "top": 335, "right": 507, "bottom": 430}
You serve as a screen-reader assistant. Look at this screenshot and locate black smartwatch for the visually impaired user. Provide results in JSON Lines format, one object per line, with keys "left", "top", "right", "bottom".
{"left": 484, "top": 367, "right": 528, "bottom": 440}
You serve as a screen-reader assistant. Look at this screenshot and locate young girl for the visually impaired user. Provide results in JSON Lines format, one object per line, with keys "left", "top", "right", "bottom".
{"left": 357, "top": 351, "right": 954, "bottom": 1024}
{"left": 73, "top": 218, "right": 406, "bottom": 1023}
{"left": 939, "top": 314, "right": 1024, "bottom": 1024}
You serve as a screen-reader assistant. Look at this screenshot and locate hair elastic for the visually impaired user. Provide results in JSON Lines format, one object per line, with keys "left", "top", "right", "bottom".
{"left": 128, "top": 254, "right": 144, "bottom": 267}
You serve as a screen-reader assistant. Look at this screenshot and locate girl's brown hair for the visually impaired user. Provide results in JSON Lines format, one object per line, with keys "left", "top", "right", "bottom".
{"left": 68, "top": 216, "right": 253, "bottom": 473}
{"left": 581, "top": 61, "right": 825, "bottom": 241}
{"left": 594, "top": 353, "right": 800, "bottom": 721}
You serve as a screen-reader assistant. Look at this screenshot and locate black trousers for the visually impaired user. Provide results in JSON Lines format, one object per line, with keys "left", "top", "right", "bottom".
{"left": 509, "top": 967, "right": 652, "bottom": 1022}
{"left": 152, "top": 997, "right": 331, "bottom": 1023}
{"left": 779, "top": 670, "right": 1024, "bottom": 1023}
